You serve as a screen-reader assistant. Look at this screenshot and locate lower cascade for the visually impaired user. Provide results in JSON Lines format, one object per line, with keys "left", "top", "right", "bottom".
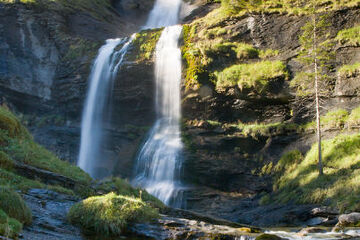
{"left": 133, "top": 25, "right": 185, "bottom": 207}
{"left": 77, "top": 36, "right": 134, "bottom": 178}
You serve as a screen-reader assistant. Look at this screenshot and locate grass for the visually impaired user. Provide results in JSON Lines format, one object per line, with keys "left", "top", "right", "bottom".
{"left": 338, "top": 62, "right": 360, "bottom": 77}
{"left": 348, "top": 106, "right": 360, "bottom": 127}
{"left": 268, "top": 134, "right": 360, "bottom": 212}
{"left": 301, "top": 109, "right": 350, "bottom": 131}
{"left": 132, "top": 28, "right": 163, "bottom": 62}
{"left": 0, "top": 187, "right": 32, "bottom": 225}
{"left": 0, "top": 209, "right": 22, "bottom": 239}
{"left": 0, "top": 106, "right": 92, "bottom": 185}
{"left": 231, "top": 121, "right": 299, "bottom": 137}
{"left": 215, "top": 60, "right": 288, "bottom": 92}
{"left": 336, "top": 25, "right": 360, "bottom": 47}
{"left": 68, "top": 192, "right": 159, "bottom": 236}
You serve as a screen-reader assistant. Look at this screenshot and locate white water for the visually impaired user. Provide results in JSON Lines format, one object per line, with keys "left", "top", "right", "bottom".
{"left": 78, "top": 36, "right": 134, "bottom": 178}
{"left": 133, "top": 0, "right": 185, "bottom": 207}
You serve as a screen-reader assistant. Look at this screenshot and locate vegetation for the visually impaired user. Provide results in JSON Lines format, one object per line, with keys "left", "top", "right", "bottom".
{"left": 0, "top": 106, "right": 91, "bottom": 185}
{"left": 338, "top": 62, "right": 360, "bottom": 77}
{"left": 68, "top": 193, "right": 159, "bottom": 236}
{"left": 132, "top": 28, "right": 163, "bottom": 62}
{"left": 348, "top": 106, "right": 360, "bottom": 127}
{"left": 0, "top": 209, "right": 22, "bottom": 239}
{"left": 268, "top": 134, "right": 360, "bottom": 212}
{"left": 336, "top": 25, "right": 360, "bottom": 46}
{"left": 0, "top": 187, "right": 32, "bottom": 225}
{"left": 215, "top": 60, "right": 288, "bottom": 92}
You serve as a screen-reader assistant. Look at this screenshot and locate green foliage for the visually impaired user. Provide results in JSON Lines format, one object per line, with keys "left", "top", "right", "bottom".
{"left": 0, "top": 151, "right": 13, "bottom": 171}
{"left": 271, "top": 134, "right": 360, "bottom": 212}
{"left": 0, "top": 107, "right": 91, "bottom": 185}
{"left": 0, "top": 187, "right": 32, "bottom": 225}
{"left": 94, "top": 178, "right": 164, "bottom": 209}
{"left": 0, "top": 210, "right": 22, "bottom": 239}
{"left": 68, "top": 193, "right": 159, "bottom": 236}
{"left": 132, "top": 28, "right": 163, "bottom": 61}
{"left": 216, "top": 60, "right": 288, "bottom": 92}
{"left": 348, "top": 106, "right": 360, "bottom": 127}
{"left": 336, "top": 25, "right": 360, "bottom": 46}
{"left": 321, "top": 109, "right": 349, "bottom": 129}
{"left": 338, "top": 62, "right": 360, "bottom": 77}
{"left": 274, "top": 150, "right": 304, "bottom": 173}
{"left": 182, "top": 24, "right": 208, "bottom": 90}
{"left": 232, "top": 121, "right": 299, "bottom": 137}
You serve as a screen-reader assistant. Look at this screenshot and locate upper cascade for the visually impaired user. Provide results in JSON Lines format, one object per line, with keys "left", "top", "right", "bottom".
{"left": 144, "top": 0, "right": 182, "bottom": 29}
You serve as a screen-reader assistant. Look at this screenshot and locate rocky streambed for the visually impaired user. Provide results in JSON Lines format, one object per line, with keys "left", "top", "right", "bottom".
{"left": 20, "top": 188, "right": 360, "bottom": 240}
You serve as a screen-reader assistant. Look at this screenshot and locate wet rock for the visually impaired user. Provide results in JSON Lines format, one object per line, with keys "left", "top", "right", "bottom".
{"left": 297, "top": 227, "right": 327, "bottom": 236}
{"left": 334, "top": 212, "right": 360, "bottom": 231}
{"left": 21, "top": 189, "right": 83, "bottom": 240}
{"left": 255, "top": 233, "right": 283, "bottom": 240}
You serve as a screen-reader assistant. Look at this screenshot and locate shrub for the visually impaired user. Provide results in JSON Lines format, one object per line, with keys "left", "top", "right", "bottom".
{"left": 68, "top": 193, "right": 159, "bottom": 236}
{"left": 0, "top": 187, "right": 32, "bottom": 225}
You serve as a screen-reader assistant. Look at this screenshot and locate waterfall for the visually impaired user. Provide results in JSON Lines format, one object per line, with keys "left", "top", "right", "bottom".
{"left": 78, "top": 36, "right": 134, "bottom": 178}
{"left": 133, "top": 0, "right": 185, "bottom": 207}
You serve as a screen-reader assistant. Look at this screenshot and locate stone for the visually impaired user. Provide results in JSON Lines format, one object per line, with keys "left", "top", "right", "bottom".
{"left": 297, "top": 227, "right": 326, "bottom": 236}
{"left": 335, "top": 212, "right": 360, "bottom": 229}
{"left": 255, "top": 233, "right": 283, "bottom": 240}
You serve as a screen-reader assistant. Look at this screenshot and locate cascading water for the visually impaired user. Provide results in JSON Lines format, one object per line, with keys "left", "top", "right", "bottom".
{"left": 132, "top": 0, "right": 185, "bottom": 207}
{"left": 78, "top": 36, "right": 134, "bottom": 178}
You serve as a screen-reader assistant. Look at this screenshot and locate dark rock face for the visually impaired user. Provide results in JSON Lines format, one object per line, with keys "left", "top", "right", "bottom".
{"left": 180, "top": 8, "right": 360, "bottom": 225}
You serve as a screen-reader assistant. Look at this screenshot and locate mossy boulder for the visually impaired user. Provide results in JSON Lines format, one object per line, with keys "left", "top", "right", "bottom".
{"left": 334, "top": 212, "right": 360, "bottom": 231}
{"left": 0, "top": 187, "right": 32, "bottom": 225}
{"left": 68, "top": 192, "right": 159, "bottom": 236}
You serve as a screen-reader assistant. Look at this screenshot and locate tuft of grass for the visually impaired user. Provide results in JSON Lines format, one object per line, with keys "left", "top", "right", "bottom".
{"left": 336, "top": 25, "right": 360, "bottom": 47}
{"left": 321, "top": 109, "right": 349, "bottom": 129}
{"left": 0, "top": 187, "right": 32, "bottom": 225}
{"left": 348, "top": 106, "right": 360, "bottom": 127}
{"left": 338, "top": 62, "right": 360, "bottom": 77}
{"left": 95, "top": 178, "right": 164, "bottom": 209}
{"left": 215, "top": 60, "right": 288, "bottom": 93}
{"left": 271, "top": 134, "right": 360, "bottom": 212}
{"left": 68, "top": 192, "right": 159, "bottom": 236}
{"left": 0, "top": 151, "right": 14, "bottom": 170}
{"left": 0, "top": 209, "right": 23, "bottom": 239}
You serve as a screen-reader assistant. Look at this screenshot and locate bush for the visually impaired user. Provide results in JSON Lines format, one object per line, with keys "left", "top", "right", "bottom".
{"left": 68, "top": 193, "right": 159, "bottom": 236}
{"left": 0, "top": 187, "right": 32, "bottom": 225}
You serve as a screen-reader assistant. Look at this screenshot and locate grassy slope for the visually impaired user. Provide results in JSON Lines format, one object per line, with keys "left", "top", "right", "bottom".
{"left": 0, "top": 106, "right": 162, "bottom": 237}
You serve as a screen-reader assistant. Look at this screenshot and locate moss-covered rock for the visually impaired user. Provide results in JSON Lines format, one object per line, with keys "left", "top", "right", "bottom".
{"left": 68, "top": 192, "right": 159, "bottom": 236}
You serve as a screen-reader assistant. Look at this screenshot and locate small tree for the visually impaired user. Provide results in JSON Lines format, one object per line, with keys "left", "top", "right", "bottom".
{"left": 291, "top": 3, "right": 334, "bottom": 176}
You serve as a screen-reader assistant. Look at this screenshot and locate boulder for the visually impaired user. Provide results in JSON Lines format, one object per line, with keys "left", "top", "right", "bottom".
{"left": 334, "top": 212, "right": 360, "bottom": 231}
{"left": 298, "top": 227, "right": 326, "bottom": 236}
{"left": 255, "top": 234, "right": 283, "bottom": 240}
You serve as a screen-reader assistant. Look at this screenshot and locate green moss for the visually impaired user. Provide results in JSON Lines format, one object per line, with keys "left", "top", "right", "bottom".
{"left": 338, "top": 62, "right": 360, "bottom": 77}
{"left": 0, "top": 187, "right": 32, "bottom": 225}
{"left": 336, "top": 25, "right": 360, "bottom": 47}
{"left": 302, "top": 109, "right": 349, "bottom": 131}
{"left": 271, "top": 134, "right": 360, "bottom": 212}
{"left": 132, "top": 28, "right": 163, "bottom": 62}
{"left": 68, "top": 193, "right": 159, "bottom": 236}
{"left": 0, "top": 210, "right": 22, "bottom": 239}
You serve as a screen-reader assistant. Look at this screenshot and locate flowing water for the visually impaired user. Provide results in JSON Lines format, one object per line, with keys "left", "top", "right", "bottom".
{"left": 78, "top": 36, "right": 134, "bottom": 178}
{"left": 132, "top": 0, "right": 185, "bottom": 207}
